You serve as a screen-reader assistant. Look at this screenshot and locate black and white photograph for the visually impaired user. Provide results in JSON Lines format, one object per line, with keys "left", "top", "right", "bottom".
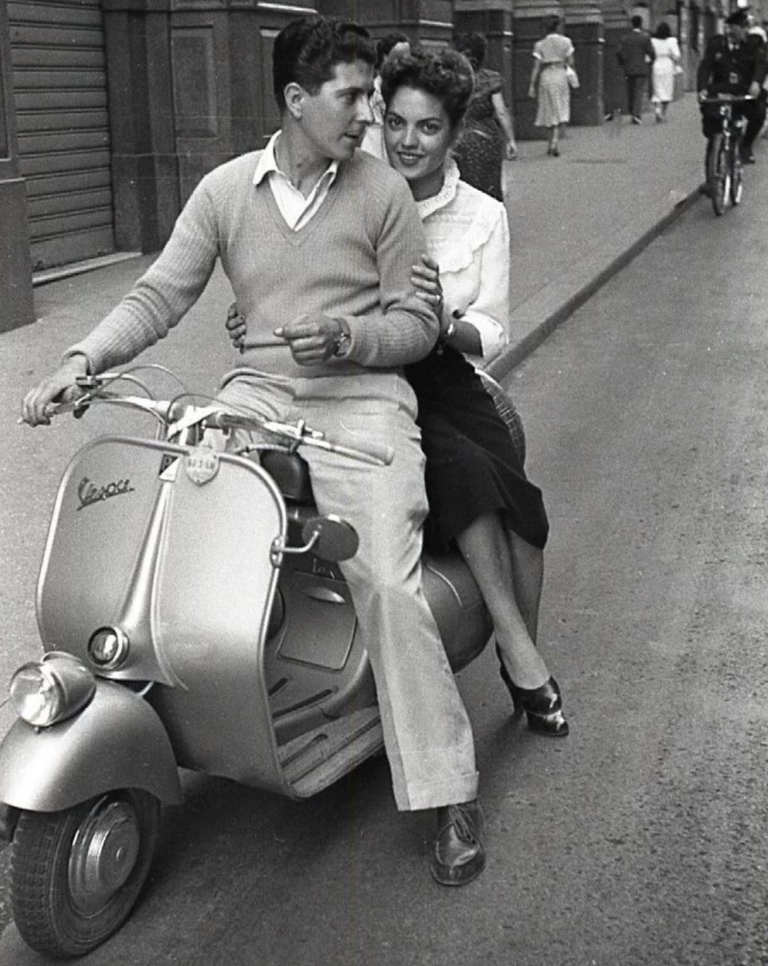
{"left": 1, "top": 1, "right": 767, "bottom": 962}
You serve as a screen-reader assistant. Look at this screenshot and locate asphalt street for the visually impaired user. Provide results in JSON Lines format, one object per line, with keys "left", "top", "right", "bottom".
{"left": 1, "top": 154, "right": 768, "bottom": 963}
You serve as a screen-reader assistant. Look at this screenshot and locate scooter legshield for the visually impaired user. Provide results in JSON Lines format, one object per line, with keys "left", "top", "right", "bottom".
{"left": 35, "top": 435, "right": 291, "bottom": 795}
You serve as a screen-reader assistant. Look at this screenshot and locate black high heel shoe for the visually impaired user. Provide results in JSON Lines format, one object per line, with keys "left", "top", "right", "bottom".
{"left": 495, "top": 646, "right": 569, "bottom": 737}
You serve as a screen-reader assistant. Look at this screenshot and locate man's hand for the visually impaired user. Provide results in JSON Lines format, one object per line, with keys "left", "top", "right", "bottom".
{"left": 275, "top": 315, "right": 348, "bottom": 365}
{"left": 225, "top": 301, "right": 247, "bottom": 352}
{"left": 410, "top": 254, "right": 444, "bottom": 325}
{"left": 748, "top": 81, "right": 760, "bottom": 98}
{"left": 21, "top": 355, "right": 89, "bottom": 427}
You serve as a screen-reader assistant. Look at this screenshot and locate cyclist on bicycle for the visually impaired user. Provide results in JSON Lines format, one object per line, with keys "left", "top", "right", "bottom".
{"left": 697, "top": 9, "right": 765, "bottom": 176}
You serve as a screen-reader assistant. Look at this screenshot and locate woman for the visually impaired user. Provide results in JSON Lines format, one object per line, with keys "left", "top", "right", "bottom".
{"left": 451, "top": 32, "right": 517, "bottom": 200}
{"left": 226, "top": 46, "right": 568, "bottom": 741}
{"left": 529, "top": 16, "right": 575, "bottom": 156}
{"left": 650, "top": 22, "right": 681, "bottom": 122}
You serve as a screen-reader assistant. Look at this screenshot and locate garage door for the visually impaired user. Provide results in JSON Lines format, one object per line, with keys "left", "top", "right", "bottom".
{"left": 8, "top": 0, "right": 115, "bottom": 271}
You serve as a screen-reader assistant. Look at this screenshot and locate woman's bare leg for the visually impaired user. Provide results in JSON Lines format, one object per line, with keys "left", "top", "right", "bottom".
{"left": 508, "top": 531, "right": 544, "bottom": 643}
{"left": 456, "top": 512, "right": 548, "bottom": 689}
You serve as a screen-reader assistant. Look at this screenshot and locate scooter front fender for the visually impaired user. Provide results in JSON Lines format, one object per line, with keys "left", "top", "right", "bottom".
{"left": 0, "top": 679, "right": 182, "bottom": 813}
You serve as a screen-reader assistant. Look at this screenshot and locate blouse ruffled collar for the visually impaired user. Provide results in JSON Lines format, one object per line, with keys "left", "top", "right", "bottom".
{"left": 416, "top": 156, "right": 461, "bottom": 221}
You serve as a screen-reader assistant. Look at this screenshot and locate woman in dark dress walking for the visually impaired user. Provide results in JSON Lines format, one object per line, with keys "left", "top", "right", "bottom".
{"left": 452, "top": 31, "right": 517, "bottom": 201}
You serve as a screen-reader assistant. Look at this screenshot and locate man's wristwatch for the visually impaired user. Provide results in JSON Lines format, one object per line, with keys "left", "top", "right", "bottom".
{"left": 332, "top": 326, "right": 351, "bottom": 358}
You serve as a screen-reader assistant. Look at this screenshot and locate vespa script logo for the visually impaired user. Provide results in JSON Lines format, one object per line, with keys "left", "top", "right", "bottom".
{"left": 77, "top": 476, "right": 135, "bottom": 511}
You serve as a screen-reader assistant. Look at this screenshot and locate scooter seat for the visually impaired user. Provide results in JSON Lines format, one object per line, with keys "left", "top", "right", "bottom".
{"left": 260, "top": 451, "right": 315, "bottom": 504}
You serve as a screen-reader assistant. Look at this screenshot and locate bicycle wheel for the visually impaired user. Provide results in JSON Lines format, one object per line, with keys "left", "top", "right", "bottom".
{"left": 707, "top": 134, "right": 729, "bottom": 216}
{"left": 730, "top": 139, "right": 744, "bottom": 205}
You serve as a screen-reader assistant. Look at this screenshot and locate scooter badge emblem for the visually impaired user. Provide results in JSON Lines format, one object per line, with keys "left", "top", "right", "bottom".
{"left": 184, "top": 446, "right": 220, "bottom": 486}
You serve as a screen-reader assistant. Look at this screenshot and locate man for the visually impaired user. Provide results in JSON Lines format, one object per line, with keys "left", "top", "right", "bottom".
{"left": 697, "top": 9, "right": 766, "bottom": 167}
{"left": 21, "top": 17, "right": 485, "bottom": 886}
{"left": 617, "top": 15, "right": 655, "bottom": 123}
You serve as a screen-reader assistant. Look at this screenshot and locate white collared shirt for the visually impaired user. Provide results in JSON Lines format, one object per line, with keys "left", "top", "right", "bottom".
{"left": 254, "top": 132, "right": 340, "bottom": 231}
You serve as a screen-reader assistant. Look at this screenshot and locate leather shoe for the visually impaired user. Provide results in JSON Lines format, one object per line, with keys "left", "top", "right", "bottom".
{"left": 496, "top": 646, "right": 569, "bottom": 737}
{"left": 742, "top": 148, "right": 756, "bottom": 165}
{"left": 431, "top": 800, "right": 486, "bottom": 886}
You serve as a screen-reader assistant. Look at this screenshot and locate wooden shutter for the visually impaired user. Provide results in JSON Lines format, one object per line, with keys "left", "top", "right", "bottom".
{"left": 8, "top": 0, "right": 115, "bottom": 270}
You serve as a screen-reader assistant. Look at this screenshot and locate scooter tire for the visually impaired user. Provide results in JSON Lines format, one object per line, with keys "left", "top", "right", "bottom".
{"left": 10, "top": 788, "right": 160, "bottom": 958}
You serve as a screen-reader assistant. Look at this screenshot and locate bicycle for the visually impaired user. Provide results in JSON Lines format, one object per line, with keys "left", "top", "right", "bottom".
{"left": 701, "top": 94, "right": 753, "bottom": 216}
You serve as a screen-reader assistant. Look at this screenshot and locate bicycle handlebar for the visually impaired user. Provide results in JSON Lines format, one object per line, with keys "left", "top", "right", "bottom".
{"left": 700, "top": 93, "right": 755, "bottom": 103}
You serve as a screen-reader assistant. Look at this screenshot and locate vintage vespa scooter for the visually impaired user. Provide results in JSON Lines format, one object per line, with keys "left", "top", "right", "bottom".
{"left": 0, "top": 365, "right": 524, "bottom": 959}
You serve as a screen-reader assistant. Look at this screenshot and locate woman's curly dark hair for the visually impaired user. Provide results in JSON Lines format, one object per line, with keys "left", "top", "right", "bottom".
{"left": 380, "top": 45, "right": 475, "bottom": 131}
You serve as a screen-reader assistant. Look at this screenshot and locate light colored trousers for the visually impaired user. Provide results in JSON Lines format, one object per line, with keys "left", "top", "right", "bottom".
{"left": 218, "top": 369, "right": 479, "bottom": 811}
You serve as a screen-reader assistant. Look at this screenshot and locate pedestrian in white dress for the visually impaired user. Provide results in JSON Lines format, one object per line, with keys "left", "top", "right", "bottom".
{"left": 528, "top": 16, "right": 576, "bottom": 156}
{"left": 650, "top": 22, "right": 682, "bottom": 122}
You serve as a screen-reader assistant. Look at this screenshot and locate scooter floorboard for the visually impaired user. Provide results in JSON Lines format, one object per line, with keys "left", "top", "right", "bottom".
{"left": 277, "top": 707, "right": 383, "bottom": 797}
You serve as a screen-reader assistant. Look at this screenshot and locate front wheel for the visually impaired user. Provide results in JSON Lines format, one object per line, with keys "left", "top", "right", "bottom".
{"left": 707, "top": 133, "right": 729, "bottom": 216}
{"left": 10, "top": 789, "right": 160, "bottom": 958}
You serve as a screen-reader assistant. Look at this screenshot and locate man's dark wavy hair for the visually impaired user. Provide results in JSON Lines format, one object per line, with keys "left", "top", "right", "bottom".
{"left": 380, "top": 45, "right": 475, "bottom": 131}
{"left": 273, "top": 16, "right": 376, "bottom": 111}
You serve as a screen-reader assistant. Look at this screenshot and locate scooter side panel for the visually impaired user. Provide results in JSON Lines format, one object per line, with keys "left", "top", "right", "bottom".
{"left": 0, "top": 681, "right": 182, "bottom": 811}
{"left": 422, "top": 552, "right": 493, "bottom": 671}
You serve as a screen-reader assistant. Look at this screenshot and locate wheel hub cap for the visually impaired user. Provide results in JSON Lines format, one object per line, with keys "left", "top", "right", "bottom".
{"left": 69, "top": 798, "right": 141, "bottom": 915}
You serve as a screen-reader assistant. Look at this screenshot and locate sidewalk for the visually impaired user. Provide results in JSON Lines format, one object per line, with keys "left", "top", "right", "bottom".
{"left": 489, "top": 92, "right": 704, "bottom": 378}
{"left": 4, "top": 95, "right": 706, "bottom": 391}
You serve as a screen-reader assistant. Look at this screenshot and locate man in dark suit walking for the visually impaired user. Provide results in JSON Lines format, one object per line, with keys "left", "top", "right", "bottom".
{"left": 617, "top": 15, "right": 655, "bottom": 123}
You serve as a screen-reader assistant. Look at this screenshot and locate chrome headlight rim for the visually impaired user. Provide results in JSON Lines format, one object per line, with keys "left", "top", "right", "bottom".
{"left": 87, "top": 626, "right": 130, "bottom": 670}
{"left": 10, "top": 652, "right": 96, "bottom": 728}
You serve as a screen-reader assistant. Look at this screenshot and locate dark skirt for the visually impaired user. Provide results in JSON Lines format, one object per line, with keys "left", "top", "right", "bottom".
{"left": 406, "top": 346, "right": 549, "bottom": 551}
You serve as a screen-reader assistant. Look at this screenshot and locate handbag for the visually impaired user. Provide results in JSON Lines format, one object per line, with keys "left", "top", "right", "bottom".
{"left": 565, "top": 65, "right": 580, "bottom": 89}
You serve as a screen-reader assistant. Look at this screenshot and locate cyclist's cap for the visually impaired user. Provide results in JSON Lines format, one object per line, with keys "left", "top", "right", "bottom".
{"left": 725, "top": 10, "right": 748, "bottom": 26}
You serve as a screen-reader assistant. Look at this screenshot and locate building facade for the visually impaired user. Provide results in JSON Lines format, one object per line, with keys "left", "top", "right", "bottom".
{"left": 1, "top": 0, "right": 765, "bottom": 328}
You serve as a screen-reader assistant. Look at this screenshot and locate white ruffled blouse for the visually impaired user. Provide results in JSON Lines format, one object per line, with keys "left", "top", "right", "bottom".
{"left": 417, "top": 157, "right": 511, "bottom": 363}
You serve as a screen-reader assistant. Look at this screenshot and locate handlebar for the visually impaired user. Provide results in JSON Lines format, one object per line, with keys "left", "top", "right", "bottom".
{"left": 201, "top": 410, "right": 394, "bottom": 466}
{"left": 700, "top": 93, "right": 755, "bottom": 103}
{"left": 47, "top": 373, "right": 394, "bottom": 467}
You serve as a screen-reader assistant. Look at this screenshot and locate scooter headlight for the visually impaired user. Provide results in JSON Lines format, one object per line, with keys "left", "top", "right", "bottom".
{"left": 88, "top": 626, "right": 130, "bottom": 669}
{"left": 10, "top": 653, "right": 95, "bottom": 728}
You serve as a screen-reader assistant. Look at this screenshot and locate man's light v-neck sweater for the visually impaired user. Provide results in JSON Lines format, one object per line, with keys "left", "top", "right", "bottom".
{"left": 69, "top": 150, "right": 438, "bottom": 381}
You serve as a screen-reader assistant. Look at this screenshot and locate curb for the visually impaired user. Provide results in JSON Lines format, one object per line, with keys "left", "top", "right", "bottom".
{"left": 486, "top": 183, "right": 703, "bottom": 382}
